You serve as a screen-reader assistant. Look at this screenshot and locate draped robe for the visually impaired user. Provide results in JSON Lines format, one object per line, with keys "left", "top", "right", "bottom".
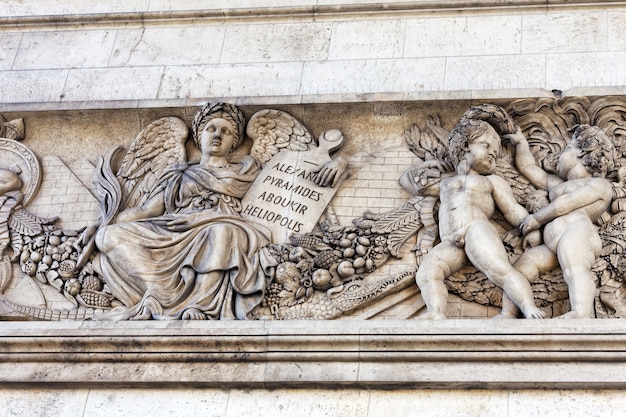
{"left": 95, "top": 156, "right": 275, "bottom": 320}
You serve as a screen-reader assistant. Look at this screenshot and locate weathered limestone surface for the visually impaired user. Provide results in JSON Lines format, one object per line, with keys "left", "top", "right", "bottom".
{"left": 2, "top": 0, "right": 626, "bottom": 415}
{"left": 1, "top": 1, "right": 626, "bottom": 111}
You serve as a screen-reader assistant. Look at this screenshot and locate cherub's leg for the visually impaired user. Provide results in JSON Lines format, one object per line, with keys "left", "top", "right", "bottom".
{"left": 415, "top": 240, "right": 466, "bottom": 319}
{"left": 497, "top": 245, "right": 558, "bottom": 319}
{"left": 556, "top": 228, "right": 602, "bottom": 319}
{"left": 464, "top": 222, "right": 545, "bottom": 319}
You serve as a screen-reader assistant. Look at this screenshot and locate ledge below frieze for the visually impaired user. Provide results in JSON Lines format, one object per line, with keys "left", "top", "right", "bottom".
{"left": 0, "top": 320, "right": 625, "bottom": 389}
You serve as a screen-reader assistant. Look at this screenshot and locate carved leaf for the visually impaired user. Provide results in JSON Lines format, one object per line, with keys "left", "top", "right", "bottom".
{"left": 247, "top": 109, "right": 314, "bottom": 165}
{"left": 8, "top": 209, "right": 57, "bottom": 236}
{"left": 371, "top": 201, "right": 424, "bottom": 257}
{"left": 117, "top": 117, "right": 189, "bottom": 211}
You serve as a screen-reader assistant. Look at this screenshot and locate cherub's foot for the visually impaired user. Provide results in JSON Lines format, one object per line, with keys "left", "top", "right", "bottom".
{"left": 523, "top": 307, "right": 546, "bottom": 319}
{"left": 492, "top": 311, "right": 519, "bottom": 320}
{"left": 417, "top": 311, "right": 446, "bottom": 320}
{"left": 556, "top": 311, "right": 591, "bottom": 319}
{"left": 182, "top": 308, "right": 206, "bottom": 320}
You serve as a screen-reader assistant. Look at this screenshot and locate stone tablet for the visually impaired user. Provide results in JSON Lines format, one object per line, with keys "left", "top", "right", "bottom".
{"left": 241, "top": 130, "right": 344, "bottom": 243}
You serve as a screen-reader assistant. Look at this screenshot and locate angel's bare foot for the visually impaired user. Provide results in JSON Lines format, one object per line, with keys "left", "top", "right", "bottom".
{"left": 556, "top": 311, "right": 590, "bottom": 319}
{"left": 522, "top": 306, "right": 545, "bottom": 319}
{"left": 418, "top": 311, "right": 446, "bottom": 320}
{"left": 182, "top": 308, "right": 206, "bottom": 320}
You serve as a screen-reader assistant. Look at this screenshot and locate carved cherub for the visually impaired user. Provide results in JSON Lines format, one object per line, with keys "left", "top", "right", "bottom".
{"left": 501, "top": 124, "right": 616, "bottom": 318}
{"left": 404, "top": 112, "right": 544, "bottom": 320}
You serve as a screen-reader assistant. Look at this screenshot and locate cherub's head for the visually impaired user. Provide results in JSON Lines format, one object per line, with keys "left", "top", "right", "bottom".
{"left": 191, "top": 102, "right": 246, "bottom": 152}
{"left": 447, "top": 119, "right": 501, "bottom": 175}
{"left": 566, "top": 124, "right": 616, "bottom": 178}
{"left": 0, "top": 167, "right": 22, "bottom": 195}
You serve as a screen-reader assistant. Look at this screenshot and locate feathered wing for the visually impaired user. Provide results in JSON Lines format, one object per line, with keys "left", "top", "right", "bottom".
{"left": 247, "top": 109, "right": 314, "bottom": 166}
{"left": 116, "top": 117, "right": 189, "bottom": 211}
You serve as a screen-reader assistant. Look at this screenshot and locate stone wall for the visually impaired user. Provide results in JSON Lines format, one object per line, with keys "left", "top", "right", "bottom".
{"left": 1, "top": 0, "right": 625, "bottom": 111}
{"left": 2, "top": 1, "right": 626, "bottom": 416}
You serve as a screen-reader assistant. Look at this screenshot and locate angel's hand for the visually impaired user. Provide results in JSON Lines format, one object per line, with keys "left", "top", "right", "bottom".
{"left": 523, "top": 230, "right": 542, "bottom": 249}
{"left": 503, "top": 127, "right": 527, "bottom": 146}
{"left": 312, "top": 157, "right": 347, "bottom": 187}
{"left": 519, "top": 214, "right": 541, "bottom": 235}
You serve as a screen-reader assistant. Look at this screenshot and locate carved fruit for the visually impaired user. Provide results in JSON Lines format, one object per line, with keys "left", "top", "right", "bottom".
{"left": 58, "top": 260, "right": 77, "bottom": 279}
{"left": 49, "top": 235, "right": 61, "bottom": 246}
{"left": 314, "top": 250, "right": 341, "bottom": 270}
{"left": 29, "top": 251, "right": 42, "bottom": 262}
{"left": 337, "top": 261, "right": 355, "bottom": 278}
{"left": 355, "top": 244, "right": 367, "bottom": 256}
{"left": 343, "top": 247, "right": 355, "bottom": 258}
{"left": 22, "top": 261, "right": 36, "bottom": 276}
{"left": 82, "top": 275, "right": 103, "bottom": 292}
{"left": 357, "top": 236, "right": 370, "bottom": 246}
{"left": 353, "top": 257, "right": 366, "bottom": 269}
{"left": 339, "top": 239, "right": 352, "bottom": 248}
{"left": 64, "top": 278, "right": 81, "bottom": 296}
{"left": 312, "top": 269, "right": 332, "bottom": 290}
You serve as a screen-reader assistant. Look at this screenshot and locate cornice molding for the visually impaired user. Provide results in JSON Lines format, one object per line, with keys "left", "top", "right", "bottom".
{"left": 1, "top": 320, "right": 626, "bottom": 389}
{"left": 2, "top": 0, "right": 626, "bottom": 30}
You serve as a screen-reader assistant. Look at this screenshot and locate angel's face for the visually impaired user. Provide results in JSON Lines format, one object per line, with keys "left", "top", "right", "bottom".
{"left": 200, "top": 118, "right": 236, "bottom": 157}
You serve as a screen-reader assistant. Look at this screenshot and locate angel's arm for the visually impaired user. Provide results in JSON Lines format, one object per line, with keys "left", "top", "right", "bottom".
{"left": 504, "top": 128, "right": 555, "bottom": 190}
{"left": 116, "top": 189, "right": 165, "bottom": 223}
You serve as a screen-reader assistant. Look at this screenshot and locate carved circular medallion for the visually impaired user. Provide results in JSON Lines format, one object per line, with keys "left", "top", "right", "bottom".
{"left": 0, "top": 138, "right": 41, "bottom": 205}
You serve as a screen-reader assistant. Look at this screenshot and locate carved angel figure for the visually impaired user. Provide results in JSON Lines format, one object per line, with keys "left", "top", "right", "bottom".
{"left": 88, "top": 102, "right": 346, "bottom": 320}
{"left": 94, "top": 103, "right": 277, "bottom": 320}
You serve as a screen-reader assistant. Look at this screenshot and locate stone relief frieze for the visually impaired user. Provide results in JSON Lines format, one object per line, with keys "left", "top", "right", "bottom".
{"left": 2, "top": 97, "right": 626, "bottom": 320}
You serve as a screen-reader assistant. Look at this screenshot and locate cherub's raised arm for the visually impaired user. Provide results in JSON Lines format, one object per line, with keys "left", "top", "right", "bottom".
{"left": 521, "top": 178, "right": 613, "bottom": 233}
{"left": 504, "top": 128, "right": 550, "bottom": 190}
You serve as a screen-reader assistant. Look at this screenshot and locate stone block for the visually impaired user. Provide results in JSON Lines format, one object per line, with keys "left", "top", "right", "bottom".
{"left": 110, "top": 26, "right": 226, "bottom": 67}
{"left": 0, "top": 389, "right": 88, "bottom": 417}
{"left": 368, "top": 389, "right": 508, "bottom": 417}
{"left": 0, "top": 70, "right": 67, "bottom": 104}
{"left": 329, "top": 20, "right": 404, "bottom": 60}
{"left": 3, "top": 0, "right": 150, "bottom": 16}
{"left": 83, "top": 389, "right": 230, "bottom": 417}
{"left": 0, "top": 33, "right": 21, "bottom": 71}
{"left": 444, "top": 54, "right": 546, "bottom": 91}
{"left": 405, "top": 15, "right": 522, "bottom": 57}
{"left": 609, "top": 12, "right": 626, "bottom": 51}
{"left": 220, "top": 23, "right": 331, "bottom": 64}
{"left": 159, "top": 63, "right": 304, "bottom": 99}
{"left": 508, "top": 390, "right": 626, "bottom": 417}
{"left": 147, "top": 0, "right": 314, "bottom": 11}
{"left": 226, "top": 389, "right": 369, "bottom": 417}
{"left": 14, "top": 30, "right": 116, "bottom": 70}
{"left": 522, "top": 12, "right": 608, "bottom": 54}
{"left": 301, "top": 58, "right": 446, "bottom": 95}
{"left": 546, "top": 51, "right": 626, "bottom": 90}
{"left": 63, "top": 67, "right": 164, "bottom": 101}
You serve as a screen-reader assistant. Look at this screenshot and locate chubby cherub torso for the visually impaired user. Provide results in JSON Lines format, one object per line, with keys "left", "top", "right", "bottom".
{"left": 438, "top": 173, "right": 498, "bottom": 240}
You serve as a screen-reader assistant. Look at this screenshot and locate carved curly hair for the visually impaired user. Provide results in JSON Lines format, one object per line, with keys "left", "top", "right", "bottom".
{"left": 446, "top": 119, "right": 499, "bottom": 169}
{"left": 191, "top": 102, "right": 246, "bottom": 150}
{"left": 571, "top": 124, "right": 616, "bottom": 178}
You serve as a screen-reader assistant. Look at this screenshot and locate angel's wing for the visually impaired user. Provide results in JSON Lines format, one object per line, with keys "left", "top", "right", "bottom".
{"left": 247, "top": 109, "right": 314, "bottom": 165}
{"left": 116, "top": 117, "right": 189, "bottom": 211}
